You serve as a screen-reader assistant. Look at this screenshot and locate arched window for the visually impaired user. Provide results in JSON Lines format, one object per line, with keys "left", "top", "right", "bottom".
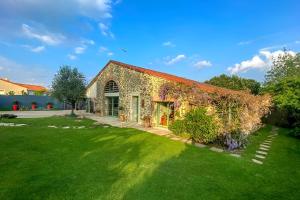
{"left": 104, "top": 80, "right": 119, "bottom": 93}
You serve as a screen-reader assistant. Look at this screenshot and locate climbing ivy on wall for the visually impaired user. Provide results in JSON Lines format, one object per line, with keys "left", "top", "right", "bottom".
{"left": 159, "top": 82, "right": 272, "bottom": 136}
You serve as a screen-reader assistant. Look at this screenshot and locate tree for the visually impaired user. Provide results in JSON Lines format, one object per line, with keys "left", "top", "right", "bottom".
{"left": 265, "top": 51, "right": 300, "bottom": 85}
{"left": 51, "top": 66, "right": 86, "bottom": 115}
{"left": 205, "top": 74, "right": 261, "bottom": 95}
{"left": 263, "top": 52, "right": 300, "bottom": 128}
{"left": 7, "top": 91, "right": 15, "bottom": 95}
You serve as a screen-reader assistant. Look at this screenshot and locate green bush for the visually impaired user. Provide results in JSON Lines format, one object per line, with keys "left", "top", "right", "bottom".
{"left": 184, "top": 108, "right": 219, "bottom": 144}
{"left": 290, "top": 125, "right": 300, "bottom": 138}
{"left": 169, "top": 120, "right": 186, "bottom": 135}
{"left": 0, "top": 114, "right": 17, "bottom": 119}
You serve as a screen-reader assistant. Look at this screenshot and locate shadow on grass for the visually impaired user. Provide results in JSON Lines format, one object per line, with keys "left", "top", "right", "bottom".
{"left": 1, "top": 119, "right": 300, "bottom": 200}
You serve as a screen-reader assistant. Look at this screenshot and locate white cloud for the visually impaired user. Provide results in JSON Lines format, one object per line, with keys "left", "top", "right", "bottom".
{"left": 238, "top": 40, "right": 252, "bottom": 46}
{"left": 22, "top": 24, "right": 65, "bottom": 45}
{"left": 83, "top": 39, "right": 95, "bottom": 45}
{"left": 0, "top": 55, "right": 52, "bottom": 86}
{"left": 0, "top": 1, "right": 119, "bottom": 45}
{"left": 98, "top": 46, "right": 114, "bottom": 57}
{"left": 31, "top": 46, "right": 45, "bottom": 53}
{"left": 162, "top": 41, "right": 175, "bottom": 47}
{"left": 22, "top": 45, "right": 45, "bottom": 53}
{"left": 77, "top": 0, "right": 113, "bottom": 19}
{"left": 0, "top": 0, "right": 114, "bottom": 21}
{"left": 68, "top": 54, "right": 77, "bottom": 60}
{"left": 166, "top": 54, "right": 186, "bottom": 65}
{"left": 228, "top": 50, "right": 296, "bottom": 74}
{"left": 99, "top": 46, "right": 108, "bottom": 52}
{"left": 114, "top": 0, "right": 122, "bottom": 5}
{"left": 194, "top": 60, "right": 212, "bottom": 69}
{"left": 72, "top": 39, "right": 94, "bottom": 55}
{"left": 75, "top": 46, "right": 86, "bottom": 54}
{"left": 98, "top": 23, "right": 114, "bottom": 38}
{"left": 228, "top": 55, "right": 266, "bottom": 74}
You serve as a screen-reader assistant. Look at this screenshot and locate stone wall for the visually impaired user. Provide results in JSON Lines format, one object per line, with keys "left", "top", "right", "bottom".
{"left": 94, "top": 63, "right": 166, "bottom": 122}
{"left": 93, "top": 62, "right": 190, "bottom": 126}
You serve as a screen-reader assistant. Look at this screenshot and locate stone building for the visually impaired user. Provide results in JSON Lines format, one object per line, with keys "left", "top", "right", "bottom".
{"left": 87, "top": 60, "right": 232, "bottom": 127}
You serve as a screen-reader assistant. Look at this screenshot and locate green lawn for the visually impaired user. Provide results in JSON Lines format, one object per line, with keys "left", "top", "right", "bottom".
{"left": 0, "top": 117, "right": 299, "bottom": 200}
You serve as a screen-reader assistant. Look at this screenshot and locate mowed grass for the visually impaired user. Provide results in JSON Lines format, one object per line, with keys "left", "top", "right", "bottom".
{"left": 0, "top": 117, "right": 299, "bottom": 200}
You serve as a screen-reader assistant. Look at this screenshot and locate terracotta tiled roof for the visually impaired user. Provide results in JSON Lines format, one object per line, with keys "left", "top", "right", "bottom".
{"left": 88, "top": 60, "right": 247, "bottom": 95}
{"left": 14, "top": 83, "right": 47, "bottom": 91}
{"left": 0, "top": 78, "right": 47, "bottom": 91}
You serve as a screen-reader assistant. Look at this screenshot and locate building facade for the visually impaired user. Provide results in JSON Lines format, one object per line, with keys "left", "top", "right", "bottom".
{"left": 87, "top": 60, "right": 230, "bottom": 127}
{"left": 0, "top": 78, "right": 47, "bottom": 95}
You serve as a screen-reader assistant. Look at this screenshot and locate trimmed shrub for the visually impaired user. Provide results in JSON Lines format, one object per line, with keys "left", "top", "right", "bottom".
{"left": 169, "top": 120, "right": 186, "bottom": 135}
{"left": 184, "top": 108, "right": 219, "bottom": 144}
{"left": 0, "top": 114, "right": 17, "bottom": 119}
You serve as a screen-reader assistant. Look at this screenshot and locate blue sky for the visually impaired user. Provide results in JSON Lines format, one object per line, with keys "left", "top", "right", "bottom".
{"left": 0, "top": 0, "right": 299, "bottom": 87}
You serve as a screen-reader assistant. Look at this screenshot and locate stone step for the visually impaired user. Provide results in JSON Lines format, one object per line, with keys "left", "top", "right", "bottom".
{"left": 255, "top": 154, "right": 266, "bottom": 159}
{"left": 230, "top": 154, "right": 241, "bottom": 158}
{"left": 268, "top": 135, "right": 276, "bottom": 137}
{"left": 260, "top": 144, "right": 270, "bottom": 148}
{"left": 194, "top": 143, "right": 206, "bottom": 148}
{"left": 263, "top": 140, "right": 272, "bottom": 143}
{"left": 259, "top": 147, "right": 269, "bottom": 151}
{"left": 252, "top": 159, "right": 263, "bottom": 164}
{"left": 256, "top": 150, "right": 268, "bottom": 155}
{"left": 170, "top": 137, "right": 181, "bottom": 141}
{"left": 262, "top": 142, "right": 271, "bottom": 145}
{"left": 185, "top": 140, "right": 192, "bottom": 144}
{"left": 210, "top": 147, "right": 224, "bottom": 153}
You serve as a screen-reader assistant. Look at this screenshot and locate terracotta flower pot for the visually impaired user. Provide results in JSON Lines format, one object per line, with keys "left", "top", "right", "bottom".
{"left": 119, "top": 114, "right": 126, "bottom": 122}
{"left": 12, "top": 104, "right": 18, "bottom": 111}
{"left": 47, "top": 104, "right": 52, "bottom": 110}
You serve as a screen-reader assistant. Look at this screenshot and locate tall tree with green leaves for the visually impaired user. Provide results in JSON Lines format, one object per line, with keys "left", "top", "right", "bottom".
{"left": 263, "top": 51, "right": 300, "bottom": 129}
{"left": 205, "top": 74, "right": 261, "bottom": 95}
{"left": 265, "top": 51, "right": 300, "bottom": 85}
{"left": 51, "top": 66, "right": 86, "bottom": 115}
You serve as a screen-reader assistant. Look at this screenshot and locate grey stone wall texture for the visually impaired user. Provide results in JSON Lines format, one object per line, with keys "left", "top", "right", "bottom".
{"left": 94, "top": 62, "right": 169, "bottom": 125}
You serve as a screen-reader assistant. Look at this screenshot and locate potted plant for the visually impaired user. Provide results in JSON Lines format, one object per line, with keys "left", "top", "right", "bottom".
{"left": 47, "top": 102, "right": 53, "bottom": 110}
{"left": 119, "top": 106, "right": 126, "bottom": 122}
{"left": 31, "top": 102, "right": 37, "bottom": 110}
{"left": 143, "top": 115, "right": 152, "bottom": 128}
{"left": 12, "top": 101, "right": 19, "bottom": 111}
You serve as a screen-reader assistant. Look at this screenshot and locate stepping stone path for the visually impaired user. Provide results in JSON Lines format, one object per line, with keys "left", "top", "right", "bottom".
{"left": 230, "top": 153, "right": 241, "bottom": 158}
{"left": 170, "top": 137, "right": 181, "bottom": 141}
{"left": 259, "top": 147, "right": 269, "bottom": 151}
{"left": 0, "top": 123, "right": 27, "bottom": 127}
{"left": 255, "top": 154, "right": 266, "bottom": 159}
{"left": 252, "top": 159, "right": 263, "bottom": 165}
{"left": 260, "top": 144, "right": 270, "bottom": 148}
{"left": 48, "top": 125, "right": 88, "bottom": 129}
{"left": 73, "top": 126, "right": 86, "bottom": 129}
{"left": 48, "top": 125, "right": 58, "bottom": 128}
{"left": 252, "top": 126, "right": 278, "bottom": 165}
{"left": 210, "top": 147, "right": 224, "bottom": 153}
{"left": 256, "top": 150, "right": 268, "bottom": 155}
{"left": 194, "top": 143, "right": 206, "bottom": 148}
